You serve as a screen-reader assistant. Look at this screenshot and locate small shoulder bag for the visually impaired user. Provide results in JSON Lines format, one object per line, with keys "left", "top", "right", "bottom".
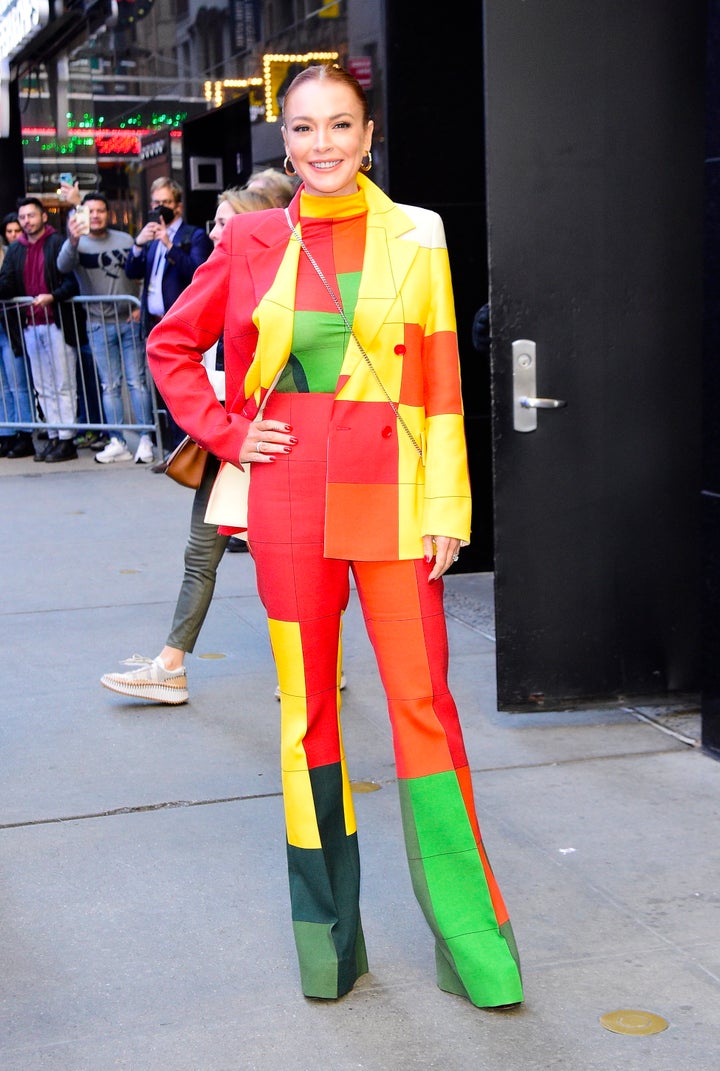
{"left": 164, "top": 434, "right": 209, "bottom": 489}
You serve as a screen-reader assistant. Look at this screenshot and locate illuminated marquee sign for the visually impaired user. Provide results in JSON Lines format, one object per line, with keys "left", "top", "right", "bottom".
{"left": 0, "top": 0, "right": 49, "bottom": 62}
{"left": 262, "top": 52, "right": 339, "bottom": 123}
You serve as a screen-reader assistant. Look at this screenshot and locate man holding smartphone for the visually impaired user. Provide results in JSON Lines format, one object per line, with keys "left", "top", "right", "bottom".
{"left": 125, "top": 178, "right": 212, "bottom": 454}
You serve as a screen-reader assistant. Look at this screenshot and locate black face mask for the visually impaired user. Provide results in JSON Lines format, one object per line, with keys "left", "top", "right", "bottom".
{"left": 148, "top": 205, "right": 175, "bottom": 226}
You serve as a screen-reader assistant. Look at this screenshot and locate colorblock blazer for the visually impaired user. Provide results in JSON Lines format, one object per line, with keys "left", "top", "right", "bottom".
{"left": 146, "top": 175, "right": 471, "bottom": 560}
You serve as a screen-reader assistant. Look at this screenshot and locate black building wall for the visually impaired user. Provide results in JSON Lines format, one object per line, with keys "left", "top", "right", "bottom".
{"left": 384, "top": 3, "right": 491, "bottom": 572}
{"left": 702, "top": 0, "right": 720, "bottom": 755}
{"left": 181, "top": 97, "right": 253, "bottom": 231}
{"left": 0, "top": 80, "right": 27, "bottom": 210}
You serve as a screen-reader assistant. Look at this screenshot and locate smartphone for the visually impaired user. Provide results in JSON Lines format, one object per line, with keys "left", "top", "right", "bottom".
{"left": 59, "top": 172, "right": 74, "bottom": 185}
{"left": 74, "top": 204, "right": 90, "bottom": 235}
{"left": 147, "top": 205, "right": 173, "bottom": 226}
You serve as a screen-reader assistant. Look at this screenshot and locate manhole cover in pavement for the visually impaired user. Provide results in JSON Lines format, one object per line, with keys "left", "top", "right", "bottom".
{"left": 599, "top": 1009, "right": 668, "bottom": 1035}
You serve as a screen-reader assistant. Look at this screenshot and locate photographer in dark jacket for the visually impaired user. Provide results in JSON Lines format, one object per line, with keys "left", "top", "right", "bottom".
{"left": 0, "top": 197, "right": 82, "bottom": 462}
{"left": 125, "top": 178, "right": 212, "bottom": 453}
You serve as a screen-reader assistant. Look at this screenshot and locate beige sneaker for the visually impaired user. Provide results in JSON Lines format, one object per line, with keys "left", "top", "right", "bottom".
{"left": 101, "top": 654, "right": 188, "bottom": 704}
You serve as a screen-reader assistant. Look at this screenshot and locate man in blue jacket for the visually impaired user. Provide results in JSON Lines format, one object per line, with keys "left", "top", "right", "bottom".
{"left": 125, "top": 178, "right": 212, "bottom": 451}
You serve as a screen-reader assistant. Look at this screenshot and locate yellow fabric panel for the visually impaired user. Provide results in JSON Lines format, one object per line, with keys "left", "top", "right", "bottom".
{"left": 422, "top": 412, "right": 472, "bottom": 542}
{"left": 269, "top": 617, "right": 306, "bottom": 712}
{"left": 340, "top": 756, "right": 357, "bottom": 837}
{"left": 283, "top": 768, "right": 321, "bottom": 850}
{"left": 268, "top": 618, "right": 321, "bottom": 850}
{"left": 244, "top": 233, "right": 302, "bottom": 406}
{"left": 397, "top": 479, "right": 426, "bottom": 559}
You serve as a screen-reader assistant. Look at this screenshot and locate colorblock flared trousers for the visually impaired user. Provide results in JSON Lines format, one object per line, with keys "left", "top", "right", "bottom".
{"left": 247, "top": 392, "right": 523, "bottom": 1007}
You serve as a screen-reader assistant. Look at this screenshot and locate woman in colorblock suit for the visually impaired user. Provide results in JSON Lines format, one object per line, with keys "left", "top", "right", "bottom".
{"left": 147, "top": 63, "right": 523, "bottom": 1009}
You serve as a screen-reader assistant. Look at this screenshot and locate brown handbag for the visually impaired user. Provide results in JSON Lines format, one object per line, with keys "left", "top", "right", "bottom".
{"left": 164, "top": 434, "right": 209, "bottom": 489}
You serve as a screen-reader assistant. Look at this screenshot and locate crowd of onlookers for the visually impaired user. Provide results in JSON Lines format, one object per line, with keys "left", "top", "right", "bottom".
{"left": 0, "top": 168, "right": 297, "bottom": 465}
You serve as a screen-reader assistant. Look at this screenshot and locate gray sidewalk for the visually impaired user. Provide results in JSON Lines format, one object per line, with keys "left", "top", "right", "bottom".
{"left": 1, "top": 447, "right": 718, "bottom": 1071}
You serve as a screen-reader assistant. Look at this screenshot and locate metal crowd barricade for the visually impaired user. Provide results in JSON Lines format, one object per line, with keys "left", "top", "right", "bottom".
{"left": 0, "top": 294, "right": 164, "bottom": 445}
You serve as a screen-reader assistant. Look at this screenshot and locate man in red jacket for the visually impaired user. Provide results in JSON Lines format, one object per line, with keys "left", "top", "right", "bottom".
{"left": 0, "top": 197, "right": 80, "bottom": 462}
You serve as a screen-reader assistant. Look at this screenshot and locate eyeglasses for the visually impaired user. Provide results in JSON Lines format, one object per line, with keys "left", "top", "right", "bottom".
{"left": 151, "top": 198, "right": 176, "bottom": 208}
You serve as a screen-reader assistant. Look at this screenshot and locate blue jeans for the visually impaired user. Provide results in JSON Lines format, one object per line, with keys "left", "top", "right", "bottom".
{"left": 0, "top": 325, "right": 34, "bottom": 432}
{"left": 88, "top": 319, "right": 153, "bottom": 440}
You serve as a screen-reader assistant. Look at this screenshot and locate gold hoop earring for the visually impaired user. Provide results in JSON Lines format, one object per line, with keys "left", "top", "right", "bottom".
{"left": 360, "top": 150, "right": 373, "bottom": 173}
{"left": 284, "top": 155, "right": 296, "bottom": 177}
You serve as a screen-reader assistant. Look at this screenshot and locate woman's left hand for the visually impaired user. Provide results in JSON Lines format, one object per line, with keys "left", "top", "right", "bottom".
{"left": 423, "top": 535, "right": 461, "bottom": 581}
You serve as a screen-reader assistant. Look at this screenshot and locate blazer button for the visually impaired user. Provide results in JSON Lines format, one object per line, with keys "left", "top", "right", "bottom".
{"left": 382, "top": 426, "right": 393, "bottom": 438}
{"left": 394, "top": 344, "right": 406, "bottom": 356}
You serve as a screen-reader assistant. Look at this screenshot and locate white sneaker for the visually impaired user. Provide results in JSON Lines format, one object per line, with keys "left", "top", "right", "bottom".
{"left": 274, "top": 673, "right": 347, "bottom": 699}
{"left": 101, "top": 654, "right": 189, "bottom": 704}
{"left": 134, "top": 434, "right": 155, "bottom": 464}
{"left": 94, "top": 436, "right": 133, "bottom": 464}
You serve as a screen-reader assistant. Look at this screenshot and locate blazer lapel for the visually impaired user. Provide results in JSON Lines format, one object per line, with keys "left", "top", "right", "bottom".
{"left": 241, "top": 213, "right": 301, "bottom": 410}
{"left": 347, "top": 175, "right": 418, "bottom": 358}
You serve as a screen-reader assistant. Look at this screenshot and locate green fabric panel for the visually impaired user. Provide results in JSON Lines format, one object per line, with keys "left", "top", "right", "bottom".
{"left": 276, "top": 270, "right": 361, "bottom": 395}
{"left": 398, "top": 779, "right": 438, "bottom": 928}
{"left": 398, "top": 775, "right": 524, "bottom": 1007}
{"left": 286, "top": 763, "right": 366, "bottom": 998}
{"left": 292, "top": 920, "right": 339, "bottom": 997}
{"left": 403, "top": 770, "right": 499, "bottom": 932}
{"left": 421, "top": 848, "right": 500, "bottom": 934}
{"left": 337, "top": 269, "right": 361, "bottom": 320}
{"left": 308, "top": 763, "right": 361, "bottom": 920}
{"left": 499, "top": 918, "right": 523, "bottom": 976}
{"left": 292, "top": 920, "right": 368, "bottom": 999}
{"left": 404, "top": 768, "right": 479, "bottom": 858}
{"left": 287, "top": 842, "right": 339, "bottom": 922}
{"left": 282, "top": 310, "right": 347, "bottom": 392}
{"left": 442, "top": 928, "right": 524, "bottom": 1007}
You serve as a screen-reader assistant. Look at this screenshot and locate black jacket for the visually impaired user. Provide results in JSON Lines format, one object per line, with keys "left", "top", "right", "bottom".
{"left": 0, "top": 230, "right": 84, "bottom": 355}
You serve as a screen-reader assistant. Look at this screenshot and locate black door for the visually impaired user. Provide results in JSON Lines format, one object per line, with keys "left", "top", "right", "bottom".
{"left": 483, "top": 1, "right": 706, "bottom": 709}
{"left": 385, "top": 1, "right": 493, "bottom": 572}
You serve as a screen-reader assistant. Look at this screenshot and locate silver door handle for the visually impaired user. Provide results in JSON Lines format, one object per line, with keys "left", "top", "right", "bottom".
{"left": 512, "top": 339, "right": 567, "bottom": 432}
{"left": 519, "top": 396, "right": 567, "bottom": 409}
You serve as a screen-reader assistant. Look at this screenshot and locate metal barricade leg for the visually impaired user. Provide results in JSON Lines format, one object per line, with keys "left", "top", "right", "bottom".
{"left": 0, "top": 312, "right": 35, "bottom": 433}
